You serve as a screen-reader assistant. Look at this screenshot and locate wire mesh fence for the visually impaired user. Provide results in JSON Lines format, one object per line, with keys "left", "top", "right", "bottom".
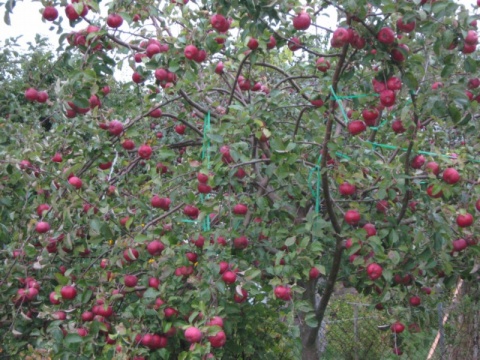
{"left": 317, "top": 291, "right": 480, "bottom": 360}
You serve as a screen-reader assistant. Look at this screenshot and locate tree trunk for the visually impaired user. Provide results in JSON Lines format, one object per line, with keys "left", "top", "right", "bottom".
{"left": 300, "top": 323, "right": 321, "bottom": 360}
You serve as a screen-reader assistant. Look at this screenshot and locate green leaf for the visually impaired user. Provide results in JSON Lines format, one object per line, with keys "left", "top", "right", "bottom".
{"left": 64, "top": 333, "right": 83, "bottom": 344}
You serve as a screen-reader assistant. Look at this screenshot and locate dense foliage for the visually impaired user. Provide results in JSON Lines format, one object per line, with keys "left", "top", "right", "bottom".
{"left": 0, "top": 0, "right": 479, "bottom": 359}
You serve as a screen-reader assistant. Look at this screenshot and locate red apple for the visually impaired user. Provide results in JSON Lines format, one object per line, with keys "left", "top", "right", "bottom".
{"left": 25, "top": 88, "right": 38, "bottom": 102}
{"left": 233, "top": 288, "right": 248, "bottom": 303}
{"left": 233, "top": 236, "right": 248, "bottom": 249}
{"left": 425, "top": 162, "right": 440, "bottom": 175}
{"left": 274, "top": 285, "right": 292, "bottom": 301}
{"left": 442, "top": 168, "right": 460, "bottom": 184}
{"left": 339, "top": 182, "right": 356, "bottom": 196}
{"left": 184, "top": 327, "right": 202, "bottom": 343}
{"left": 108, "top": 120, "right": 124, "bottom": 136}
{"left": 184, "top": 45, "right": 198, "bottom": 60}
{"left": 107, "top": 14, "right": 123, "bottom": 28}
{"left": 68, "top": 176, "right": 83, "bottom": 189}
{"left": 36, "top": 91, "right": 49, "bottom": 103}
{"left": 453, "top": 238, "right": 468, "bottom": 252}
{"left": 147, "top": 240, "right": 165, "bottom": 256}
{"left": 287, "top": 37, "right": 302, "bottom": 51}
{"left": 427, "top": 185, "right": 443, "bottom": 198}
{"left": 292, "top": 11, "right": 311, "bottom": 31}
{"left": 344, "top": 210, "right": 361, "bottom": 225}
{"left": 123, "top": 248, "right": 139, "bottom": 262}
{"left": 208, "top": 330, "right": 226, "bottom": 348}
{"left": 122, "top": 139, "right": 135, "bottom": 150}
{"left": 210, "top": 14, "right": 229, "bottom": 32}
{"left": 60, "top": 285, "right": 77, "bottom": 300}
{"left": 266, "top": 35, "right": 277, "bottom": 49}
{"left": 347, "top": 120, "right": 366, "bottom": 135}
{"left": 124, "top": 275, "right": 138, "bottom": 287}
{"left": 396, "top": 17, "right": 416, "bottom": 33}
{"left": 222, "top": 270, "right": 237, "bottom": 284}
{"left": 363, "top": 223, "right": 377, "bottom": 238}
{"left": 366, "top": 263, "right": 383, "bottom": 280}
{"left": 247, "top": 38, "right": 259, "bottom": 50}
{"left": 35, "top": 221, "right": 50, "bottom": 233}
{"left": 377, "top": 27, "right": 395, "bottom": 44}
{"left": 174, "top": 124, "right": 186, "bottom": 135}
{"left": 183, "top": 205, "right": 199, "bottom": 219}
{"left": 379, "top": 90, "right": 396, "bottom": 107}
{"left": 309, "top": 267, "right": 321, "bottom": 280}
{"left": 138, "top": 144, "right": 152, "bottom": 159}
{"left": 36, "top": 204, "right": 50, "bottom": 217}
{"left": 387, "top": 76, "right": 402, "bottom": 91}
{"left": 362, "top": 108, "right": 379, "bottom": 126}
{"left": 233, "top": 204, "right": 248, "bottom": 215}
{"left": 331, "top": 27, "right": 351, "bottom": 48}
{"left": 43, "top": 6, "right": 59, "bottom": 21}
{"left": 391, "top": 119, "right": 406, "bottom": 134}
{"left": 409, "top": 296, "right": 421, "bottom": 307}
{"left": 411, "top": 155, "right": 425, "bottom": 169}
{"left": 456, "top": 213, "right": 473, "bottom": 227}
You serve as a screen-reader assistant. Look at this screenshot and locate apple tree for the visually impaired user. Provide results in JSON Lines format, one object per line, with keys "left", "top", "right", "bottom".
{"left": 1, "top": 0, "right": 479, "bottom": 359}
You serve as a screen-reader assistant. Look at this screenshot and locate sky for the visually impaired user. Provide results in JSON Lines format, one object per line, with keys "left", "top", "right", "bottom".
{"left": 0, "top": 1, "right": 477, "bottom": 69}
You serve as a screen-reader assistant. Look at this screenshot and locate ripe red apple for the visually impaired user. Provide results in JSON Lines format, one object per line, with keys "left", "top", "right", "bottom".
{"left": 409, "top": 296, "right": 421, "bottom": 307}
{"left": 363, "top": 223, "right": 377, "bottom": 238}
{"left": 247, "top": 38, "right": 259, "bottom": 50}
{"left": 174, "top": 124, "right": 186, "bottom": 135}
{"left": 138, "top": 144, "right": 152, "bottom": 159}
{"left": 124, "top": 275, "right": 138, "bottom": 287}
{"left": 149, "top": 108, "right": 162, "bottom": 118}
{"left": 215, "top": 62, "right": 224, "bottom": 75}
{"left": 36, "top": 204, "right": 50, "bottom": 217}
{"left": 453, "top": 238, "right": 468, "bottom": 252}
{"left": 396, "top": 17, "right": 416, "bottom": 33}
{"left": 147, "top": 240, "right": 165, "bottom": 256}
{"left": 60, "top": 285, "right": 77, "bottom": 300}
{"left": 36, "top": 91, "right": 49, "bottom": 103}
{"left": 379, "top": 90, "right": 396, "bottom": 107}
{"left": 25, "top": 88, "right": 38, "bottom": 102}
{"left": 391, "top": 44, "right": 409, "bottom": 62}
{"left": 49, "top": 291, "right": 61, "bottom": 305}
{"left": 347, "top": 120, "right": 366, "bottom": 136}
{"left": 274, "top": 285, "right": 292, "bottom": 301}
{"left": 184, "top": 327, "right": 202, "bottom": 343}
{"left": 184, "top": 45, "right": 198, "bottom": 60}
{"left": 331, "top": 27, "right": 351, "bottom": 48}
{"left": 287, "top": 37, "right": 302, "bottom": 51}
{"left": 391, "top": 118, "right": 406, "bottom": 133}
{"left": 210, "top": 14, "right": 229, "bottom": 32}
{"left": 387, "top": 76, "right": 402, "bottom": 91}
{"left": 391, "top": 322, "right": 405, "bottom": 334}
{"left": 309, "top": 267, "right": 321, "bottom": 280}
{"left": 266, "top": 35, "right": 277, "bottom": 49}
{"left": 222, "top": 270, "right": 237, "bottom": 284}
{"left": 233, "top": 204, "right": 248, "bottom": 215}
{"left": 292, "top": 11, "right": 311, "bottom": 31}
{"left": 108, "top": 120, "right": 124, "bottom": 136}
{"left": 43, "top": 6, "right": 59, "bottom": 21}
{"left": 132, "top": 72, "right": 144, "bottom": 84}
{"left": 442, "top": 168, "right": 460, "bottom": 184}
{"left": 344, "top": 210, "right": 361, "bottom": 225}
{"left": 208, "top": 330, "right": 226, "bottom": 348}
{"left": 411, "top": 155, "right": 425, "bottom": 169}
{"left": 107, "top": 14, "right": 123, "bottom": 28}
{"left": 427, "top": 185, "right": 443, "bottom": 198}
{"left": 65, "top": 4, "right": 81, "bottom": 21}
{"left": 233, "top": 288, "right": 248, "bottom": 303}
{"left": 122, "top": 139, "right": 135, "bottom": 150}
{"left": 68, "top": 176, "right": 83, "bottom": 189}
{"left": 123, "top": 248, "right": 139, "bottom": 262}
{"left": 183, "top": 205, "right": 199, "bottom": 219}
{"left": 431, "top": 82, "right": 444, "bottom": 90}
{"left": 362, "top": 108, "right": 379, "bottom": 126}
{"left": 377, "top": 27, "right": 395, "bottom": 44}
{"left": 339, "top": 182, "right": 356, "bottom": 196}
{"left": 233, "top": 236, "right": 249, "bottom": 249}
{"left": 465, "top": 30, "right": 478, "bottom": 45}
{"left": 35, "top": 221, "right": 50, "bottom": 233}
{"left": 456, "top": 213, "right": 473, "bottom": 227}
{"left": 366, "top": 263, "right": 383, "bottom": 280}
{"left": 53, "top": 311, "right": 67, "bottom": 320}
{"left": 425, "top": 161, "right": 440, "bottom": 175}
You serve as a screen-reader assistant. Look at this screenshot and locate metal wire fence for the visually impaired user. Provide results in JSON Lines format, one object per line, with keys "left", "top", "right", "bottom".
{"left": 317, "top": 292, "right": 480, "bottom": 360}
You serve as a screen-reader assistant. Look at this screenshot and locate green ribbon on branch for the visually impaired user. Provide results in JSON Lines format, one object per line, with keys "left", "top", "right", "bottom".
{"left": 201, "top": 112, "right": 211, "bottom": 232}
